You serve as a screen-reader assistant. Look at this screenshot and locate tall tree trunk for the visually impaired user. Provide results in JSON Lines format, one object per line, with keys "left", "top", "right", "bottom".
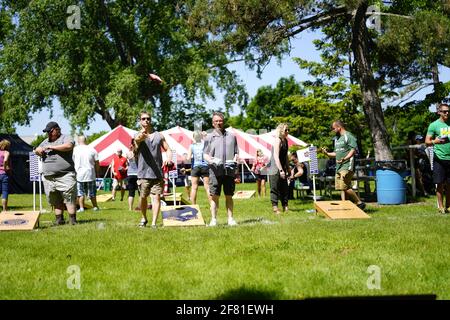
{"left": 431, "top": 62, "right": 440, "bottom": 112}
{"left": 351, "top": 1, "right": 393, "bottom": 161}
{"left": 348, "top": 49, "right": 365, "bottom": 157}
{"left": 95, "top": 97, "right": 119, "bottom": 128}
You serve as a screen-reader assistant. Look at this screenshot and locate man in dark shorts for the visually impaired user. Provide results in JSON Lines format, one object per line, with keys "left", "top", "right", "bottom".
{"left": 426, "top": 103, "right": 450, "bottom": 214}
{"left": 203, "top": 112, "right": 239, "bottom": 226}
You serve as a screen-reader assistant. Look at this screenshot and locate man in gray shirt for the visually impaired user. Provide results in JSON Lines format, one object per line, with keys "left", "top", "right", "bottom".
{"left": 204, "top": 112, "right": 239, "bottom": 227}
{"left": 34, "top": 122, "right": 78, "bottom": 225}
{"left": 134, "top": 111, "right": 173, "bottom": 228}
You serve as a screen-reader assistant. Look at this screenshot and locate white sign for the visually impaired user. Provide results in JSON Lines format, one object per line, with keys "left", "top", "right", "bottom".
{"left": 296, "top": 148, "right": 311, "bottom": 163}
{"left": 169, "top": 149, "right": 178, "bottom": 179}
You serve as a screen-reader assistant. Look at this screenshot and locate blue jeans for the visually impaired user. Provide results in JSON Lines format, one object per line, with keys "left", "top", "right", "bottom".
{"left": 0, "top": 173, "right": 9, "bottom": 199}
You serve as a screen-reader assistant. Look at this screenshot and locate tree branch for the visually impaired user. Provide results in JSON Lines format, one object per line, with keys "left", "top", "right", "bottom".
{"left": 394, "top": 83, "right": 434, "bottom": 106}
{"left": 285, "top": 6, "right": 352, "bottom": 38}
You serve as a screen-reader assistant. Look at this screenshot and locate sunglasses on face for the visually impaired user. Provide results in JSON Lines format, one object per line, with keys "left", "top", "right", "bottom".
{"left": 441, "top": 110, "right": 450, "bottom": 114}
{"left": 141, "top": 117, "right": 150, "bottom": 121}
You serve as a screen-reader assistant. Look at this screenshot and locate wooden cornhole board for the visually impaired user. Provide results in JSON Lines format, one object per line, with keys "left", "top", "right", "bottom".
{"left": 0, "top": 211, "right": 40, "bottom": 231}
{"left": 161, "top": 205, "right": 205, "bottom": 227}
{"left": 162, "top": 193, "right": 190, "bottom": 205}
{"left": 232, "top": 190, "right": 256, "bottom": 199}
{"left": 78, "top": 202, "right": 93, "bottom": 209}
{"left": 96, "top": 194, "right": 113, "bottom": 202}
{"left": 314, "top": 201, "right": 370, "bottom": 219}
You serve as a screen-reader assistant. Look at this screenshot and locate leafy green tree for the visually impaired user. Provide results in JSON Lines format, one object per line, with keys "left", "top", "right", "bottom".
{"left": 0, "top": 0, "right": 247, "bottom": 133}
{"left": 187, "top": 0, "right": 450, "bottom": 160}
{"left": 376, "top": 1, "right": 450, "bottom": 105}
{"left": 228, "top": 76, "right": 303, "bottom": 131}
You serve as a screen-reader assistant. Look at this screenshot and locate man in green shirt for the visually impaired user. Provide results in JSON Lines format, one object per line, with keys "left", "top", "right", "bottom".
{"left": 322, "top": 120, "right": 366, "bottom": 210}
{"left": 425, "top": 103, "right": 450, "bottom": 214}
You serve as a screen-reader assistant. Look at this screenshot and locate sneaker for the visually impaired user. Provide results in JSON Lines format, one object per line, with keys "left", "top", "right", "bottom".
{"left": 357, "top": 202, "right": 366, "bottom": 211}
{"left": 228, "top": 218, "right": 237, "bottom": 226}
{"left": 209, "top": 218, "right": 217, "bottom": 227}
{"left": 138, "top": 218, "right": 148, "bottom": 227}
{"left": 93, "top": 207, "right": 99, "bottom": 211}
{"left": 151, "top": 224, "right": 157, "bottom": 229}
{"left": 77, "top": 208, "right": 85, "bottom": 213}
{"left": 438, "top": 207, "right": 446, "bottom": 214}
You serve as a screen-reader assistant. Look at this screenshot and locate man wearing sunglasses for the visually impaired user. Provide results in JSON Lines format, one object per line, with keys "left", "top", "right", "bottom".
{"left": 134, "top": 111, "right": 173, "bottom": 228}
{"left": 426, "top": 103, "right": 450, "bottom": 214}
{"left": 34, "top": 121, "right": 78, "bottom": 225}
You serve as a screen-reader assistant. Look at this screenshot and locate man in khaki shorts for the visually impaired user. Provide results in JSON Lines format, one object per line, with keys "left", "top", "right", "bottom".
{"left": 321, "top": 120, "right": 366, "bottom": 210}
{"left": 34, "top": 121, "right": 78, "bottom": 225}
{"left": 134, "top": 111, "right": 173, "bottom": 228}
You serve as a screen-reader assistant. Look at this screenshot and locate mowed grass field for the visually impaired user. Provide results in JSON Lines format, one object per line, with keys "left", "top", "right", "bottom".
{"left": 0, "top": 183, "right": 449, "bottom": 300}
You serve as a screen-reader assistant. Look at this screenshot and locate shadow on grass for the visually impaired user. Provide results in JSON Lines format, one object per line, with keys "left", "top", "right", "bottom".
{"left": 215, "top": 287, "right": 281, "bottom": 300}
{"left": 38, "top": 218, "right": 107, "bottom": 229}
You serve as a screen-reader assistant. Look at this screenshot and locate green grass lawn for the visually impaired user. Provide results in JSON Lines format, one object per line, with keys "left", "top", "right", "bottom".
{"left": 0, "top": 183, "right": 449, "bottom": 300}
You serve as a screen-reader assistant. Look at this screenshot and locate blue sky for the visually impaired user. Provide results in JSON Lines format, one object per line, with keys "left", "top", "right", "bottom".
{"left": 15, "top": 30, "right": 450, "bottom": 136}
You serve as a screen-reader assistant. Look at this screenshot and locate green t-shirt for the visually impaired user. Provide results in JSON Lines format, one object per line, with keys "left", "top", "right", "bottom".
{"left": 427, "top": 118, "right": 450, "bottom": 160}
{"left": 334, "top": 131, "right": 358, "bottom": 172}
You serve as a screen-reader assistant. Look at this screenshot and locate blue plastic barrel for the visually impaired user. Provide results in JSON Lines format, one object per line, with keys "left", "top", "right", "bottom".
{"left": 376, "top": 169, "right": 406, "bottom": 204}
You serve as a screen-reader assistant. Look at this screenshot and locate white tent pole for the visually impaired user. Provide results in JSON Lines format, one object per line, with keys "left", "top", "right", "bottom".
{"left": 243, "top": 161, "right": 256, "bottom": 179}
{"left": 172, "top": 177, "right": 177, "bottom": 207}
{"left": 313, "top": 174, "right": 317, "bottom": 203}
{"left": 98, "top": 164, "right": 111, "bottom": 190}
{"left": 39, "top": 174, "right": 43, "bottom": 213}
{"left": 33, "top": 181, "right": 36, "bottom": 212}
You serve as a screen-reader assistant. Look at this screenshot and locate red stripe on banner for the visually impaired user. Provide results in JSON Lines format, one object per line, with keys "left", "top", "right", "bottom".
{"left": 170, "top": 133, "right": 192, "bottom": 149}
{"left": 287, "top": 137, "right": 295, "bottom": 147}
{"left": 94, "top": 126, "right": 133, "bottom": 153}
{"left": 100, "top": 154, "right": 114, "bottom": 167}
{"left": 255, "top": 136, "right": 272, "bottom": 151}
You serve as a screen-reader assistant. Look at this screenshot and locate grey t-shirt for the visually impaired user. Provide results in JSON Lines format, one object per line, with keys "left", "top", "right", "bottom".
{"left": 39, "top": 134, "right": 75, "bottom": 176}
{"left": 204, "top": 129, "right": 239, "bottom": 177}
{"left": 135, "top": 131, "right": 164, "bottom": 179}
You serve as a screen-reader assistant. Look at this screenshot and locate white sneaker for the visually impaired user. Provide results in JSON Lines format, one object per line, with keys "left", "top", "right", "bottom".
{"left": 209, "top": 218, "right": 217, "bottom": 227}
{"left": 138, "top": 218, "right": 148, "bottom": 227}
{"left": 77, "top": 208, "right": 85, "bottom": 213}
{"left": 93, "top": 207, "right": 100, "bottom": 211}
{"left": 228, "top": 218, "right": 237, "bottom": 226}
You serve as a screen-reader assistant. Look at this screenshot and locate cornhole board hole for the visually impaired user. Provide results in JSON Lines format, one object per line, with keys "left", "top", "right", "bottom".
{"left": 96, "top": 194, "right": 113, "bottom": 202}
{"left": 0, "top": 211, "right": 40, "bottom": 231}
{"left": 162, "top": 205, "right": 205, "bottom": 227}
{"left": 162, "top": 193, "right": 190, "bottom": 205}
{"left": 314, "top": 201, "right": 370, "bottom": 219}
{"left": 232, "top": 190, "right": 256, "bottom": 199}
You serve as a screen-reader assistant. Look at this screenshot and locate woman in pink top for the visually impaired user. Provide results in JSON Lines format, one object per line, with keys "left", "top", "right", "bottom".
{"left": 251, "top": 149, "right": 268, "bottom": 197}
{"left": 0, "top": 139, "right": 11, "bottom": 212}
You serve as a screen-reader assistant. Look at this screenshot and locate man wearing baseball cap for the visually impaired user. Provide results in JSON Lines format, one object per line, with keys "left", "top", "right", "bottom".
{"left": 34, "top": 121, "right": 78, "bottom": 225}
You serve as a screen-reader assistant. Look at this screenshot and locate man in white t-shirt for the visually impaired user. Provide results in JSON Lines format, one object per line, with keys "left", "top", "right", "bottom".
{"left": 73, "top": 135, "right": 100, "bottom": 212}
